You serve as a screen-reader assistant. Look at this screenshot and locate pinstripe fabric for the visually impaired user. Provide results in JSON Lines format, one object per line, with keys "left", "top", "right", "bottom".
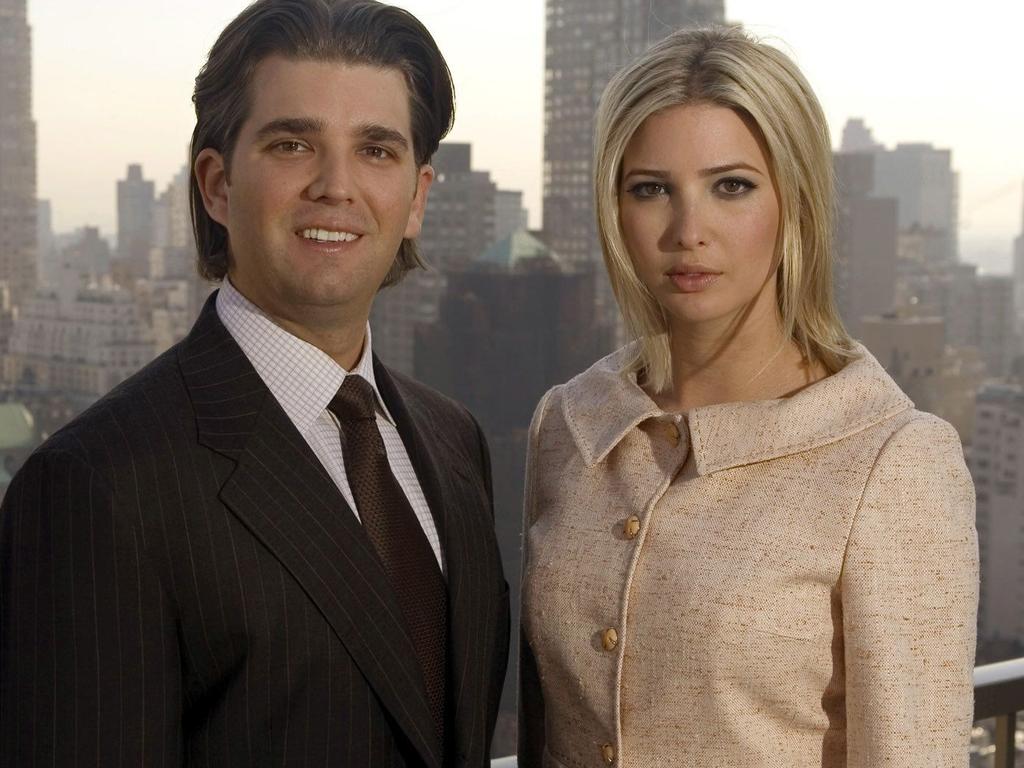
{"left": 216, "top": 280, "right": 444, "bottom": 570}
{"left": 0, "top": 292, "right": 510, "bottom": 768}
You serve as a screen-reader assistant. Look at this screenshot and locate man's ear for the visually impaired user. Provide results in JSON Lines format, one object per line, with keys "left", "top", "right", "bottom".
{"left": 403, "top": 163, "right": 435, "bottom": 240}
{"left": 194, "top": 148, "right": 230, "bottom": 227}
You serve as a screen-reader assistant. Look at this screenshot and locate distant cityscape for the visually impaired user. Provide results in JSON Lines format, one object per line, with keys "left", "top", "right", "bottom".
{"left": 2, "top": 0, "right": 1023, "bottom": 763}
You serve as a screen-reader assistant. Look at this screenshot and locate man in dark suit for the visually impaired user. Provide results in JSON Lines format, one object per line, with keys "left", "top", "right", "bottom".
{"left": 0, "top": 1, "right": 509, "bottom": 765}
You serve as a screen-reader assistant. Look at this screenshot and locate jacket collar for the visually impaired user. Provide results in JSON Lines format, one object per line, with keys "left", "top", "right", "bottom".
{"left": 562, "top": 342, "right": 913, "bottom": 475}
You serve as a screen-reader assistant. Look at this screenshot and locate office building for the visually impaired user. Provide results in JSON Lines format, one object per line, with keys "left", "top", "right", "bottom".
{"left": 972, "top": 384, "right": 1024, "bottom": 645}
{"left": 860, "top": 311, "right": 982, "bottom": 442}
{"left": 833, "top": 152, "right": 898, "bottom": 335}
{"left": 0, "top": 0, "right": 38, "bottom": 307}
{"left": 371, "top": 142, "right": 503, "bottom": 374}
{"left": 494, "top": 190, "right": 529, "bottom": 243}
{"left": 3, "top": 276, "right": 156, "bottom": 411}
{"left": 114, "top": 164, "right": 155, "bottom": 283}
{"left": 839, "top": 118, "right": 882, "bottom": 153}
{"left": 542, "top": 0, "right": 724, "bottom": 268}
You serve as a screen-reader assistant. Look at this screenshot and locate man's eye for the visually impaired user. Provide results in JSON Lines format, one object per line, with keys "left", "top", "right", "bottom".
{"left": 272, "top": 140, "right": 308, "bottom": 154}
{"left": 363, "top": 146, "right": 392, "bottom": 160}
{"left": 627, "top": 182, "right": 668, "bottom": 199}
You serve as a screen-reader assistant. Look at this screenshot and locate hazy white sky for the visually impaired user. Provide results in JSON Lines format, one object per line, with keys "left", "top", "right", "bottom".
{"left": 29, "top": 0, "right": 1024, "bottom": 267}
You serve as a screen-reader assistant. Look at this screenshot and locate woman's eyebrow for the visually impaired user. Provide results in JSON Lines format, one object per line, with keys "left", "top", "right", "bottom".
{"left": 698, "top": 161, "right": 761, "bottom": 177}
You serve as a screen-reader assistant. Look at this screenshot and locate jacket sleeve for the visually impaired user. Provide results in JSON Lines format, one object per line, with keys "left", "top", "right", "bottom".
{"left": 518, "top": 388, "right": 555, "bottom": 768}
{"left": 0, "top": 449, "right": 182, "bottom": 765}
{"left": 468, "top": 412, "right": 512, "bottom": 756}
{"left": 841, "top": 414, "right": 978, "bottom": 766}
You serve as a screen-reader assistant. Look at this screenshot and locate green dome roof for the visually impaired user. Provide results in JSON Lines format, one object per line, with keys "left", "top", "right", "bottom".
{"left": 0, "top": 403, "right": 38, "bottom": 451}
{"left": 477, "top": 229, "right": 560, "bottom": 269}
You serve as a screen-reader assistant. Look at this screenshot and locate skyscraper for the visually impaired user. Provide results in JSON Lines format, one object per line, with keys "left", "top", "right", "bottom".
{"left": 833, "top": 151, "right": 898, "bottom": 336}
{"left": 837, "top": 120, "right": 960, "bottom": 266}
{"left": 371, "top": 142, "right": 502, "bottom": 374}
{"left": 542, "top": 0, "right": 724, "bottom": 268}
{"left": 493, "top": 190, "right": 529, "bottom": 244}
{"left": 875, "top": 143, "right": 959, "bottom": 264}
{"left": 839, "top": 118, "right": 882, "bottom": 154}
{"left": 0, "top": 0, "right": 38, "bottom": 307}
{"left": 114, "top": 163, "right": 155, "bottom": 284}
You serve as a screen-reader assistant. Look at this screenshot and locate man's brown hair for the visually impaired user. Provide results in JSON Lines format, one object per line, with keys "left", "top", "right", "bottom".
{"left": 189, "top": 0, "right": 455, "bottom": 285}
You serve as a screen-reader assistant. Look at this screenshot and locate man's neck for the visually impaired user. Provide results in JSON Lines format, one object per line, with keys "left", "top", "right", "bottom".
{"left": 225, "top": 278, "right": 369, "bottom": 371}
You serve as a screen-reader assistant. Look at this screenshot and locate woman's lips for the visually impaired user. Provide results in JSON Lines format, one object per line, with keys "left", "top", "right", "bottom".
{"left": 668, "top": 270, "right": 721, "bottom": 292}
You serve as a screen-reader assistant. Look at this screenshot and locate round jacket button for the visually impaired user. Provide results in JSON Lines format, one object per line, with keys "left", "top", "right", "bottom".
{"left": 601, "top": 627, "right": 618, "bottom": 651}
{"left": 623, "top": 516, "right": 641, "bottom": 539}
{"left": 601, "top": 743, "right": 615, "bottom": 763}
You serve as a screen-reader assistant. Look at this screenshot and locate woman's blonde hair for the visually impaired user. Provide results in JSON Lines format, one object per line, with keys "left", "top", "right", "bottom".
{"left": 594, "top": 26, "right": 856, "bottom": 391}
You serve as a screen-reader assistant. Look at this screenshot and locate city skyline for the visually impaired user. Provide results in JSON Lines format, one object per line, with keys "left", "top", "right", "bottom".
{"left": 5, "top": 3, "right": 1024, "bottom": 757}
{"left": 30, "top": 0, "right": 1024, "bottom": 269}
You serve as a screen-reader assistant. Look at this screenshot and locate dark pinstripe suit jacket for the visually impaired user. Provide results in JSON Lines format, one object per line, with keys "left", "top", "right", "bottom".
{"left": 0, "top": 294, "right": 510, "bottom": 767}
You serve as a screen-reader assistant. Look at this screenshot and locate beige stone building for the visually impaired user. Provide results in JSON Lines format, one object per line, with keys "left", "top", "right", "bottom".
{"left": 860, "top": 311, "right": 983, "bottom": 443}
{"left": 3, "top": 279, "right": 156, "bottom": 408}
{"left": 972, "top": 384, "right": 1024, "bottom": 645}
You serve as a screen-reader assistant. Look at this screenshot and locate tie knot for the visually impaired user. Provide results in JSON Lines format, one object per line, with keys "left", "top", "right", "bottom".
{"left": 328, "top": 375, "right": 378, "bottom": 422}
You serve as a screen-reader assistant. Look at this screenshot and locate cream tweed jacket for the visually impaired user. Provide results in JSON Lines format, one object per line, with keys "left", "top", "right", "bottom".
{"left": 518, "top": 344, "right": 978, "bottom": 768}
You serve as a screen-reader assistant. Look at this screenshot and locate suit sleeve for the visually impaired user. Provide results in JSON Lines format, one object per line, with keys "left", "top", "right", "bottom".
{"left": 518, "top": 388, "right": 554, "bottom": 768}
{"left": 466, "top": 410, "right": 512, "bottom": 756}
{"left": 471, "top": 412, "right": 496, "bottom": 518}
{"left": 841, "top": 415, "right": 977, "bottom": 766}
{"left": 0, "top": 449, "right": 183, "bottom": 766}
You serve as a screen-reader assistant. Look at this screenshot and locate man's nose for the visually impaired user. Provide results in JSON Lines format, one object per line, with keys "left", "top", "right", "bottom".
{"left": 305, "top": 151, "right": 355, "bottom": 203}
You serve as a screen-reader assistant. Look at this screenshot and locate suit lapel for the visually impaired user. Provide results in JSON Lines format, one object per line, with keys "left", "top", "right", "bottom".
{"left": 375, "top": 358, "right": 506, "bottom": 765}
{"left": 178, "top": 295, "right": 442, "bottom": 768}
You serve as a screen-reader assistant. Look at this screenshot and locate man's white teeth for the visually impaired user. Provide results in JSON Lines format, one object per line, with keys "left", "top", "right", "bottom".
{"left": 301, "top": 228, "right": 359, "bottom": 242}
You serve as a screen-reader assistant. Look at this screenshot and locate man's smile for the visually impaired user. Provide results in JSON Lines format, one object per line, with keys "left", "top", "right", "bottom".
{"left": 299, "top": 227, "right": 362, "bottom": 243}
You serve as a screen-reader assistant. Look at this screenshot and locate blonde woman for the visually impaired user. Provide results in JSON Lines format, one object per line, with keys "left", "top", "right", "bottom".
{"left": 519, "top": 26, "right": 978, "bottom": 768}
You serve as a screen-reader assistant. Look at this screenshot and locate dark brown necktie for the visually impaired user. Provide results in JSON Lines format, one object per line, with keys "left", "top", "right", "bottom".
{"left": 328, "top": 375, "right": 447, "bottom": 747}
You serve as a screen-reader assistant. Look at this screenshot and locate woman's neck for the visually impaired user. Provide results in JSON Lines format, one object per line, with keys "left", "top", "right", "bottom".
{"left": 645, "top": 319, "right": 826, "bottom": 413}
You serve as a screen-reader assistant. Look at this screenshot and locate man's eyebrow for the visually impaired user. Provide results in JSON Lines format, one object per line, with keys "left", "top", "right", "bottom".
{"left": 354, "top": 122, "right": 410, "bottom": 151}
{"left": 254, "top": 117, "right": 325, "bottom": 140}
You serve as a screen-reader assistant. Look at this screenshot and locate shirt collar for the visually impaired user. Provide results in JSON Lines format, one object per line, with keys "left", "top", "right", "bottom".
{"left": 215, "top": 278, "right": 395, "bottom": 437}
{"left": 561, "top": 342, "right": 913, "bottom": 475}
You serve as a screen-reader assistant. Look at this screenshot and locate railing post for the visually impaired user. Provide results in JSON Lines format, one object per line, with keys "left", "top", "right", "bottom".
{"left": 994, "top": 711, "right": 1017, "bottom": 768}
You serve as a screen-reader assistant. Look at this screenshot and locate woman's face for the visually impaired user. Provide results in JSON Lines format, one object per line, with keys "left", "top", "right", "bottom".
{"left": 619, "top": 102, "right": 782, "bottom": 338}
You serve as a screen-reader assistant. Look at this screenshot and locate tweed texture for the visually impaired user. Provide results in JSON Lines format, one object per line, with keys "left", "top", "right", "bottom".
{"left": 519, "top": 344, "right": 978, "bottom": 768}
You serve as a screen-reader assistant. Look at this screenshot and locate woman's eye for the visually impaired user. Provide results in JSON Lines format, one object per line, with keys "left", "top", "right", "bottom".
{"left": 628, "top": 182, "right": 668, "bottom": 199}
{"left": 716, "top": 177, "right": 754, "bottom": 196}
